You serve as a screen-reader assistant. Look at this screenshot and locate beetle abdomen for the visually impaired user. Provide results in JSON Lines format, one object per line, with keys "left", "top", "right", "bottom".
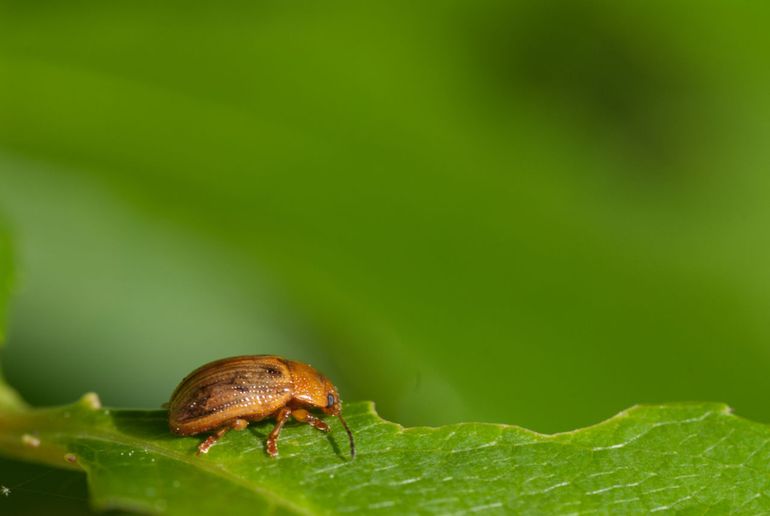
{"left": 168, "top": 355, "right": 293, "bottom": 435}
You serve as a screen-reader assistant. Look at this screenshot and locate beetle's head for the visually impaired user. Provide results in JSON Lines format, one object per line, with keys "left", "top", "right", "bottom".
{"left": 285, "top": 359, "right": 355, "bottom": 458}
{"left": 286, "top": 360, "right": 339, "bottom": 411}
{"left": 320, "top": 379, "right": 341, "bottom": 416}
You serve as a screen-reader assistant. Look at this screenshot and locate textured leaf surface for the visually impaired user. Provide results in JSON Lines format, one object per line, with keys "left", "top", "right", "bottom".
{"left": 1, "top": 398, "right": 770, "bottom": 514}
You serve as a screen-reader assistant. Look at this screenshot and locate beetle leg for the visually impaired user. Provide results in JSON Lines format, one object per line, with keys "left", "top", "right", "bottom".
{"left": 291, "top": 408, "right": 330, "bottom": 433}
{"left": 266, "top": 407, "right": 292, "bottom": 457}
{"left": 197, "top": 426, "right": 229, "bottom": 455}
{"left": 196, "top": 419, "right": 250, "bottom": 455}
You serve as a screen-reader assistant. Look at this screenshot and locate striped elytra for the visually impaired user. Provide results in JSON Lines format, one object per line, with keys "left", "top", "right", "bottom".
{"left": 167, "top": 355, "right": 355, "bottom": 459}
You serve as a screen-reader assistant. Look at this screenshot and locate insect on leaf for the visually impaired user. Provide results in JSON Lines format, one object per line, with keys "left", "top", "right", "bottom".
{"left": 1, "top": 398, "right": 770, "bottom": 514}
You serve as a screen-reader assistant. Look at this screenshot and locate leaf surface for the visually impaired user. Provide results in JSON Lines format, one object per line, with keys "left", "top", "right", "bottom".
{"left": 1, "top": 398, "right": 770, "bottom": 514}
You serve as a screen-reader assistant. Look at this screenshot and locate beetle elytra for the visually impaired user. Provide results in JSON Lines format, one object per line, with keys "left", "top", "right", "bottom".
{"left": 167, "top": 355, "right": 355, "bottom": 458}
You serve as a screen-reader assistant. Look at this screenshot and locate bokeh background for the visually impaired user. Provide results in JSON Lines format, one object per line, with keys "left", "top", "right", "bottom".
{"left": 2, "top": 0, "right": 770, "bottom": 511}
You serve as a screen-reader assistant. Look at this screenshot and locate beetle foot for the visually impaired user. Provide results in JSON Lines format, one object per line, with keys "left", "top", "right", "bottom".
{"left": 197, "top": 439, "right": 214, "bottom": 455}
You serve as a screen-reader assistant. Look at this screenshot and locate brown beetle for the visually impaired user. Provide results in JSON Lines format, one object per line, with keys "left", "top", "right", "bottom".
{"left": 167, "top": 355, "right": 354, "bottom": 458}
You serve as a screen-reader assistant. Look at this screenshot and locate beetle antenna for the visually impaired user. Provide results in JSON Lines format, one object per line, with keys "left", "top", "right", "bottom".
{"left": 337, "top": 414, "right": 355, "bottom": 459}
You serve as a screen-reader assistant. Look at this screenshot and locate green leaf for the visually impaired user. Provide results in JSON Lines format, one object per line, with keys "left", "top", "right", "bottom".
{"left": 1, "top": 398, "right": 769, "bottom": 514}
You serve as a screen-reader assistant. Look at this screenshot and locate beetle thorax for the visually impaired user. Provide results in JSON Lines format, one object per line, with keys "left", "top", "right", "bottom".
{"left": 286, "top": 360, "right": 337, "bottom": 412}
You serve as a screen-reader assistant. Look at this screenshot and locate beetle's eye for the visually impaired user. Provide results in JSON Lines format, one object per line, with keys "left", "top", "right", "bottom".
{"left": 327, "top": 393, "right": 335, "bottom": 408}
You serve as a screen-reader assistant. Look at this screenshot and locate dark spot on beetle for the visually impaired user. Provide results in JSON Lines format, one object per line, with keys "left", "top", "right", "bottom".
{"left": 178, "top": 391, "right": 214, "bottom": 421}
{"left": 264, "top": 366, "right": 282, "bottom": 376}
{"left": 195, "top": 380, "right": 224, "bottom": 393}
{"left": 194, "top": 393, "right": 211, "bottom": 407}
{"left": 229, "top": 373, "right": 247, "bottom": 385}
{"left": 218, "top": 374, "right": 253, "bottom": 395}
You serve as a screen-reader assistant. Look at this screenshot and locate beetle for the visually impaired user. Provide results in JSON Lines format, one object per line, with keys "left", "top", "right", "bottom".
{"left": 167, "top": 355, "right": 355, "bottom": 458}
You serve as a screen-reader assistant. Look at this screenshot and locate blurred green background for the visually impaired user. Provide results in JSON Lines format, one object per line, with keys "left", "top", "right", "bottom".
{"left": 4, "top": 0, "right": 770, "bottom": 511}
{"left": 3, "top": 0, "right": 770, "bottom": 452}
